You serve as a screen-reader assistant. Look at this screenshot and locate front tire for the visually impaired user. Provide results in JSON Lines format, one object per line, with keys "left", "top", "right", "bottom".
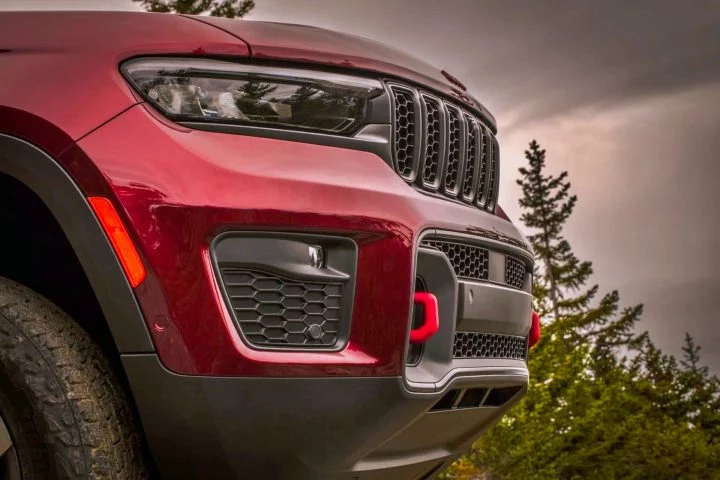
{"left": 0, "top": 277, "right": 148, "bottom": 479}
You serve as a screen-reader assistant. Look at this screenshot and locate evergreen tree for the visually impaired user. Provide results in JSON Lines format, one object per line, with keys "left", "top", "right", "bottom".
{"left": 517, "top": 140, "right": 591, "bottom": 319}
{"left": 135, "top": 0, "right": 255, "bottom": 18}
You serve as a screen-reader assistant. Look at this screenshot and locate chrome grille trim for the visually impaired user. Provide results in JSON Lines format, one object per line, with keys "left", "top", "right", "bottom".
{"left": 388, "top": 83, "right": 499, "bottom": 212}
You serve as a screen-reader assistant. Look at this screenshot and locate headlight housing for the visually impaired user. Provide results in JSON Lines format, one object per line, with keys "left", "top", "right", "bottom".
{"left": 122, "top": 58, "right": 384, "bottom": 134}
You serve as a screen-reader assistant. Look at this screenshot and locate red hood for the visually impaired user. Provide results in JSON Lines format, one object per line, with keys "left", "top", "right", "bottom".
{"left": 187, "top": 17, "right": 496, "bottom": 129}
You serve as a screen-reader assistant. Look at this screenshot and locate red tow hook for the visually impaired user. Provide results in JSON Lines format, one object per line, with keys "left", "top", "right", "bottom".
{"left": 529, "top": 310, "right": 541, "bottom": 348}
{"left": 410, "top": 292, "right": 440, "bottom": 343}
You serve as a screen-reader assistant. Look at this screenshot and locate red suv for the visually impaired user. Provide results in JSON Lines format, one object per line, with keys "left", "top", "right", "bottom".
{"left": 0, "top": 11, "right": 538, "bottom": 479}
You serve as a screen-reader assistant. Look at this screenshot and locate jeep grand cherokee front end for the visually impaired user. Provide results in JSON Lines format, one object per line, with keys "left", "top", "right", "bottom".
{"left": 0, "top": 12, "right": 538, "bottom": 479}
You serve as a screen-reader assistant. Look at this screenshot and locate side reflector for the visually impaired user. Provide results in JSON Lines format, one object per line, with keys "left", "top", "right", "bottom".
{"left": 410, "top": 292, "right": 440, "bottom": 343}
{"left": 529, "top": 310, "right": 541, "bottom": 348}
{"left": 88, "top": 197, "right": 146, "bottom": 288}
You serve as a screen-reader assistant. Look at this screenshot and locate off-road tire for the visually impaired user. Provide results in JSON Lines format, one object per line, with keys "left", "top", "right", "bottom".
{"left": 0, "top": 277, "right": 148, "bottom": 479}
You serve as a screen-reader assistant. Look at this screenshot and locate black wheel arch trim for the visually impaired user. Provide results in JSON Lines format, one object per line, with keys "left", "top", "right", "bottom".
{"left": 0, "top": 134, "right": 154, "bottom": 353}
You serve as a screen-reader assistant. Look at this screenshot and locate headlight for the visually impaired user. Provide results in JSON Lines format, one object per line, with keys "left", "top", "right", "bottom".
{"left": 122, "top": 58, "right": 384, "bottom": 134}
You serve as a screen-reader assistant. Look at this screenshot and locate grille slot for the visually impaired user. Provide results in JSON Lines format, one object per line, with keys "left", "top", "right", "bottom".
{"left": 453, "top": 332, "right": 528, "bottom": 360}
{"left": 391, "top": 86, "right": 418, "bottom": 180}
{"left": 461, "top": 115, "right": 479, "bottom": 201}
{"left": 220, "top": 268, "right": 342, "bottom": 348}
{"left": 505, "top": 256, "right": 527, "bottom": 290}
{"left": 444, "top": 106, "right": 463, "bottom": 195}
{"left": 389, "top": 83, "right": 499, "bottom": 211}
{"left": 486, "top": 135, "right": 499, "bottom": 211}
{"left": 421, "top": 95, "right": 442, "bottom": 188}
{"left": 476, "top": 125, "right": 491, "bottom": 207}
{"left": 421, "top": 239, "right": 489, "bottom": 281}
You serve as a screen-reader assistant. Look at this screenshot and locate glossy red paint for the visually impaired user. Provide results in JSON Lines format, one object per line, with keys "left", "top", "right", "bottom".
{"left": 74, "top": 104, "right": 523, "bottom": 376}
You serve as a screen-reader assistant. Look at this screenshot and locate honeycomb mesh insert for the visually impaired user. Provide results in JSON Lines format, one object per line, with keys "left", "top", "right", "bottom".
{"left": 505, "top": 256, "right": 527, "bottom": 290}
{"left": 422, "top": 95, "right": 441, "bottom": 186}
{"left": 421, "top": 239, "right": 489, "bottom": 281}
{"left": 391, "top": 87, "right": 416, "bottom": 179}
{"left": 444, "top": 107, "right": 462, "bottom": 192}
{"left": 476, "top": 125, "right": 490, "bottom": 206}
{"left": 485, "top": 135, "right": 499, "bottom": 210}
{"left": 453, "top": 332, "right": 528, "bottom": 360}
{"left": 461, "top": 115, "right": 478, "bottom": 200}
{"left": 220, "top": 269, "right": 342, "bottom": 348}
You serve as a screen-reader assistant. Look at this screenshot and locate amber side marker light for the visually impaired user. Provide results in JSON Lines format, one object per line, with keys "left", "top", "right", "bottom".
{"left": 88, "top": 196, "right": 146, "bottom": 288}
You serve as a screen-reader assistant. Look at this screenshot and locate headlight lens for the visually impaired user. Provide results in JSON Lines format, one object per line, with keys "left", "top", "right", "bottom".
{"left": 122, "top": 58, "right": 384, "bottom": 134}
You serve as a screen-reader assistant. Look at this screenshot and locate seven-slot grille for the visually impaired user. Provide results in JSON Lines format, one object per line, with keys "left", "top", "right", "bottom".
{"left": 389, "top": 83, "right": 499, "bottom": 211}
{"left": 220, "top": 269, "right": 342, "bottom": 348}
{"left": 453, "top": 332, "right": 528, "bottom": 360}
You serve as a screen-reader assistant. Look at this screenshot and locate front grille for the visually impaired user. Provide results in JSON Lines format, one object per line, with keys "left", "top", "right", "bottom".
{"left": 453, "top": 332, "right": 528, "bottom": 360}
{"left": 220, "top": 268, "right": 342, "bottom": 348}
{"left": 421, "top": 239, "right": 489, "bottom": 281}
{"left": 505, "top": 256, "right": 527, "bottom": 290}
{"left": 389, "top": 83, "right": 499, "bottom": 211}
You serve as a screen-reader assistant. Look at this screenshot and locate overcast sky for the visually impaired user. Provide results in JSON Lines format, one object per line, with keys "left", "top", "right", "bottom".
{"left": 3, "top": 0, "right": 719, "bottom": 370}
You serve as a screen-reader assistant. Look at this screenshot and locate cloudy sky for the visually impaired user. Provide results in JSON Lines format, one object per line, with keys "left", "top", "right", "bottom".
{"left": 3, "top": 0, "right": 719, "bottom": 370}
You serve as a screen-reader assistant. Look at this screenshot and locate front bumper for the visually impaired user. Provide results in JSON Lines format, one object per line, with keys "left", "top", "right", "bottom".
{"left": 124, "top": 354, "right": 526, "bottom": 479}
{"left": 77, "top": 103, "right": 533, "bottom": 478}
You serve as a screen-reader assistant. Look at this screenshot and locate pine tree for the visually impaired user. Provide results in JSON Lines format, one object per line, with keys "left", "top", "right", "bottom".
{"left": 518, "top": 141, "right": 644, "bottom": 356}
{"left": 517, "top": 140, "right": 592, "bottom": 319}
{"left": 135, "top": 0, "right": 255, "bottom": 18}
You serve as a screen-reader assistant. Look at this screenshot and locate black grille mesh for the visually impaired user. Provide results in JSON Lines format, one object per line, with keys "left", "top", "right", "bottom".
{"left": 389, "top": 84, "right": 499, "bottom": 211}
{"left": 220, "top": 269, "right": 342, "bottom": 348}
{"left": 422, "top": 95, "right": 441, "bottom": 186}
{"left": 454, "top": 332, "right": 528, "bottom": 360}
{"left": 444, "top": 107, "right": 462, "bottom": 192}
{"left": 391, "top": 88, "right": 416, "bottom": 179}
{"left": 461, "top": 115, "right": 478, "bottom": 200}
{"left": 421, "top": 239, "right": 489, "bottom": 281}
{"left": 505, "top": 256, "right": 527, "bottom": 290}
{"left": 476, "top": 125, "right": 490, "bottom": 206}
{"left": 485, "top": 135, "right": 499, "bottom": 210}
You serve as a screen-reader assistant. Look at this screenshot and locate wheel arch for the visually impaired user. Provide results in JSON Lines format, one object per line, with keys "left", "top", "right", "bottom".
{"left": 0, "top": 133, "right": 154, "bottom": 354}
